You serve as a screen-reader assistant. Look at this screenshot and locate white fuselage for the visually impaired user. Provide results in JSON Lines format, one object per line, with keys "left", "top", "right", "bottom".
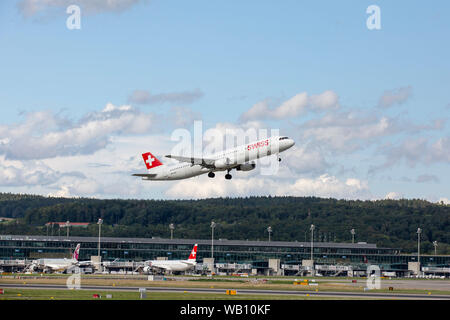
{"left": 35, "top": 258, "right": 77, "bottom": 271}
{"left": 144, "top": 136, "right": 294, "bottom": 180}
{"left": 146, "top": 259, "right": 196, "bottom": 272}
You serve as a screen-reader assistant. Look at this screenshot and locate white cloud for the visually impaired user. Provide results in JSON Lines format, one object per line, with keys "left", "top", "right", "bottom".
{"left": 209, "top": 121, "right": 268, "bottom": 136}
{"left": 239, "top": 90, "right": 339, "bottom": 122}
{"left": 128, "top": 89, "right": 204, "bottom": 105}
{"left": 283, "top": 145, "right": 329, "bottom": 174}
{"left": 47, "top": 176, "right": 142, "bottom": 198}
{"left": 0, "top": 156, "right": 84, "bottom": 187}
{"left": 438, "top": 197, "right": 450, "bottom": 205}
{"left": 39, "top": 133, "right": 173, "bottom": 198}
{"left": 385, "top": 192, "right": 403, "bottom": 200}
{"left": 47, "top": 185, "right": 71, "bottom": 198}
{"left": 165, "top": 174, "right": 369, "bottom": 199}
{"left": 1, "top": 85, "right": 445, "bottom": 201}
{"left": 169, "top": 106, "right": 202, "bottom": 127}
{"left": 285, "top": 175, "right": 369, "bottom": 199}
{"left": 416, "top": 174, "right": 440, "bottom": 183}
{"left": 309, "top": 90, "right": 340, "bottom": 111}
{"left": 381, "top": 137, "right": 450, "bottom": 168}
{"left": 430, "top": 137, "right": 450, "bottom": 163}
{"left": 0, "top": 103, "right": 157, "bottom": 160}
{"left": 18, "top": 0, "right": 145, "bottom": 18}
{"left": 378, "top": 86, "right": 413, "bottom": 108}
{"left": 238, "top": 99, "right": 272, "bottom": 122}
{"left": 273, "top": 92, "right": 309, "bottom": 119}
{"left": 43, "top": 134, "right": 172, "bottom": 175}
{"left": 301, "top": 111, "right": 392, "bottom": 152}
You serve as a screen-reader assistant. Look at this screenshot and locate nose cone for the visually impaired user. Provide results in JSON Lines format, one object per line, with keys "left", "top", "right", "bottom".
{"left": 287, "top": 139, "right": 295, "bottom": 149}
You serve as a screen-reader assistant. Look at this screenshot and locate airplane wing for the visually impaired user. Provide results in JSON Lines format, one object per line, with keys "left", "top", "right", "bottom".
{"left": 45, "top": 264, "right": 59, "bottom": 270}
{"left": 165, "top": 155, "right": 215, "bottom": 168}
{"left": 132, "top": 173, "right": 157, "bottom": 178}
{"left": 182, "top": 261, "right": 196, "bottom": 267}
{"left": 76, "top": 260, "right": 94, "bottom": 266}
{"left": 148, "top": 263, "right": 171, "bottom": 271}
{"left": 155, "top": 265, "right": 171, "bottom": 271}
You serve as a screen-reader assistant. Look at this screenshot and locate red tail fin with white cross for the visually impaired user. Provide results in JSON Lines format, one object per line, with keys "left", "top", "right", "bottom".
{"left": 142, "top": 152, "right": 163, "bottom": 170}
{"left": 188, "top": 244, "right": 198, "bottom": 262}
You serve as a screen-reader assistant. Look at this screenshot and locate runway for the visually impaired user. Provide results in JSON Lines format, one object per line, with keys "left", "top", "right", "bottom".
{"left": 2, "top": 283, "right": 450, "bottom": 300}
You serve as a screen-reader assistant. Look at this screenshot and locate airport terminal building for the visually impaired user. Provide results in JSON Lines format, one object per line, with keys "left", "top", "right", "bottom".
{"left": 0, "top": 235, "right": 449, "bottom": 276}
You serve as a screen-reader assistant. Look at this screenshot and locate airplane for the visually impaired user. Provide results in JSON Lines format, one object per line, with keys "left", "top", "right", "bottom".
{"left": 29, "top": 244, "right": 91, "bottom": 273}
{"left": 133, "top": 135, "right": 295, "bottom": 180}
{"left": 142, "top": 244, "right": 198, "bottom": 273}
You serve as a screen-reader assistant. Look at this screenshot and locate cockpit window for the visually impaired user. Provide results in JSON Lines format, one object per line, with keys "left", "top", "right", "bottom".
{"left": 279, "top": 137, "right": 289, "bottom": 140}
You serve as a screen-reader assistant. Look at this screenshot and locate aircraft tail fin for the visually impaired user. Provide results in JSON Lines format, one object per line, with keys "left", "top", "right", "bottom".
{"left": 141, "top": 152, "right": 163, "bottom": 170}
{"left": 188, "top": 244, "right": 198, "bottom": 262}
{"left": 72, "top": 243, "right": 80, "bottom": 261}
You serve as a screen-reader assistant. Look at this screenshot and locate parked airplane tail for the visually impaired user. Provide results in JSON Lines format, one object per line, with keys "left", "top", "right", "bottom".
{"left": 142, "top": 152, "right": 163, "bottom": 170}
{"left": 188, "top": 244, "right": 198, "bottom": 262}
{"left": 72, "top": 243, "right": 81, "bottom": 261}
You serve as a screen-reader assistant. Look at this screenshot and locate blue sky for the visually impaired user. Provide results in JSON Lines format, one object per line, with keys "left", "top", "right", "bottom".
{"left": 0, "top": 0, "right": 449, "bottom": 201}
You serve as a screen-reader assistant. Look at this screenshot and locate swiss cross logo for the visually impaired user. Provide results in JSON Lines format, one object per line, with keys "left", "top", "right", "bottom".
{"left": 188, "top": 244, "right": 198, "bottom": 260}
{"left": 146, "top": 156, "right": 155, "bottom": 166}
{"left": 142, "top": 152, "right": 163, "bottom": 169}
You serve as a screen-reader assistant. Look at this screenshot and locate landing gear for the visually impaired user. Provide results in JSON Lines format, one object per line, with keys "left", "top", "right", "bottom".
{"left": 208, "top": 172, "right": 215, "bottom": 178}
{"left": 278, "top": 157, "right": 281, "bottom": 162}
{"left": 225, "top": 173, "right": 232, "bottom": 180}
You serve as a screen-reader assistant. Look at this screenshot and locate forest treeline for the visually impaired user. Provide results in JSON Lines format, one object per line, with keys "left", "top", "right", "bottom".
{"left": 0, "top": 193, "right": 448, "bottom": 254}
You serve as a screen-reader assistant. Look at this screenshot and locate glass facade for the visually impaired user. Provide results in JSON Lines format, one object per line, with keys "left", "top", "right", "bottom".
{"left": 0, "top": 235, "right": 448, "bottom": 267}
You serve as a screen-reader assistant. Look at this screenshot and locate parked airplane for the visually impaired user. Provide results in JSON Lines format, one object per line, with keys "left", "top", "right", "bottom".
{"left": 133, "top": 136, "right": 294, "bottom": 180}
{"left": 143, "top": 244, "right": 198, "bottom": 273}
{"left": 29, "top": 244, "right": 91, "bottom": 273}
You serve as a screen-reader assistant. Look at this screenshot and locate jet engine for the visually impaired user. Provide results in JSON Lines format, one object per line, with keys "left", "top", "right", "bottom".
{"left": 214, "top": 157, "right": 232, "bottom": 169}
{"left": 143, "top": 265, "right": 151, "bottom": 273}
{"left": 236, "top": 162, "right": 256, "bottom": 171}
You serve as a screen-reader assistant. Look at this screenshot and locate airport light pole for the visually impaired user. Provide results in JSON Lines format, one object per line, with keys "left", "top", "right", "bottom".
{"left": 267, "top": 226, "right": 272, "bottom": 242}
{"left": 351, "top": 228, "right": 355, "bottom": 244}
{"left": 97, "top": 218, "right": 103, "bottom": 257}
{"left": 211, "top": 221, "right": 216, "bottom": 259}
{"left": 417, "top": 227, "right": 422, "bottom": 267}
{"left": 65, "top": 221, "right": 70, "bottom": 238}
{"left": 433, "top": 241, "right": 438, "bottom": 255}
{"left": 310, "top": 224, "right": 315, "bottom": 261}
{"left": 169, "top": 223, "right": 174, "bottom": 240}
